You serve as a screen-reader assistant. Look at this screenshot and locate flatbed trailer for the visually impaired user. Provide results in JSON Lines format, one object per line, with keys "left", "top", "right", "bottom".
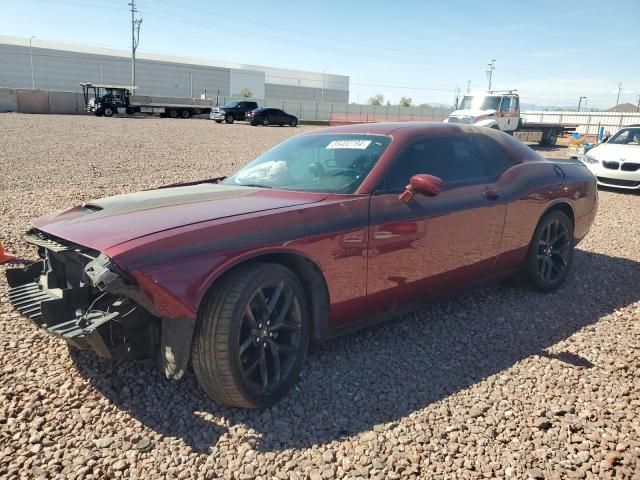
{"left": 81, "top": 83, "right": 213, "bottom": 119}
{"left": 513, "top": 121, "right": 578, "bottom": 147}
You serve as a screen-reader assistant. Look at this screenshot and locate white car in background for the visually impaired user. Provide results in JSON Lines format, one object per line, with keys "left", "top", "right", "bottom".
{"left": 582, "top": 125, "right": 640, "bottom": 190}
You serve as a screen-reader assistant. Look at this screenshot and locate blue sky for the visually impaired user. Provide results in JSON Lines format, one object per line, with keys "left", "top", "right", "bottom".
{"left": 4, "top": 0, "right": 640, "bottom": 108}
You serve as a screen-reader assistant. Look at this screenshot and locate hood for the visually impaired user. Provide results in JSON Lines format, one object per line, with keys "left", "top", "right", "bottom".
{"left": 449, "top": 108, "right": 497, "bottom": 119}
{"left": 587, "top": 143, "right": 640, "bottom": 161}
{"left": 33, "top": 183, "right": 328, "bottom": 251}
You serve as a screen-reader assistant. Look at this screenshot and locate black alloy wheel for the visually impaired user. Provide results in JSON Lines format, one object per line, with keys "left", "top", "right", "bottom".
{"left": 525, "top": 210, "right": 574, "bottom": 291}
{"left": 237, "top": 281, "right": 303, "bottom": 395}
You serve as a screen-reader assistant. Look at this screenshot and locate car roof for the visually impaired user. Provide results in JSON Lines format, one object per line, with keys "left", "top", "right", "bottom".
{"left": 300, "top": 121, "right": 474, "bottom": 138}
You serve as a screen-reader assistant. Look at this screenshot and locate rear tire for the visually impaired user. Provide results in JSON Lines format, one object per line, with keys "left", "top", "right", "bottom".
{"left": 168, "top": 109, "right": 179, "bottom": 119}
{"left": 523, "top": 210, "right": 574, "bottom": 291}
{"left": 215, "top": 120, "right": 223, "bottom": 124}
{"left": 225, "top": 114, "right": 235, "bottom": 124}
{"left": 180, "top": 110, "right": 192, "bottom": 119}
{"left": 103, "top": 107, "right": 114, "bottom": 117}
{"left": 191, "top": 263, "right": 309, "bottom": 408}
{"left": 263, "top": 117, "right": 270, "bottom": 126}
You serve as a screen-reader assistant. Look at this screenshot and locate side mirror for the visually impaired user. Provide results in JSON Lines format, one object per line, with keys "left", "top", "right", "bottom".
{"left": 399, "top": 174, "right": 443, "bottom": 203}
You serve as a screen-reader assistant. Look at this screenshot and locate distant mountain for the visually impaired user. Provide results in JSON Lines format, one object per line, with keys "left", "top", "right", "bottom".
{"left": 607, "top": 103, "right": 638, "bottom": 113}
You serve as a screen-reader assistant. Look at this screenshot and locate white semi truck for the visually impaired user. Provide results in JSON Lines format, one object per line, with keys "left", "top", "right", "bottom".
{"left": 80, "top": 83, "right": 213, "bottom": 119}
{"left": 445, "top": 91, "right": 577, "bottom": 146}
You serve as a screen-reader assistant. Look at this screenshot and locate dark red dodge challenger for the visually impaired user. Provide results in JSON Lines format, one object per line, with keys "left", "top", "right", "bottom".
{"left": 7, "top": 123, "right": 597, "bottom": 408}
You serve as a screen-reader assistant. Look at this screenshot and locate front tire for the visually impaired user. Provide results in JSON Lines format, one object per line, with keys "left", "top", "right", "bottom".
{"left": 262, "top": 117, "right": 270, "bottom": 126}
{"left": 168, "top": 109, "right": 179, "bottom": 119}
{"left": 290, "top": 118, "right": 298, "bottom": 127}
{"left": 225, "top": 114, "right": 235, "bottom": 124}
{"left": 180, "top": 110, "right": 192, "bottom": 119}
{"left": 215, "top": 120, "right": 223, "bottom": 124}
{"left": 191, "top": 263, "right": 309, "bottom": 408}
{"left": 103, "top": 107, "right": 114, "bottom": 117}
{"left": 524, "top": 210, "right": 574, "bottom": 291}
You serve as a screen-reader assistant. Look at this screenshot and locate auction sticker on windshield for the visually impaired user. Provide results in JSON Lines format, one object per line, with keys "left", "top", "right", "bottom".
{"left": 326, "top": 140, "right": 372, "bottom": 150}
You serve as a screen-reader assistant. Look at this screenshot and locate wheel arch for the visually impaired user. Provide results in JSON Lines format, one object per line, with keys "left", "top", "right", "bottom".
{"left": 197, "top": 251, "right": 331, "bottom": 342}
{"left": 541, "top": 200, "right": 575, "bottom": 229}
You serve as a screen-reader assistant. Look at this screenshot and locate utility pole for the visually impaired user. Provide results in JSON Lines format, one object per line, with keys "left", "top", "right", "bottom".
{"left": 29, "top": 36, "right": 35, "bottom": 89}
{"left": 578, "top": 96, "right": 587, "bottom": 112}
{"left": 128, "top": 0, "right": 142, "bottom": 87}
{"left": 486, "top": 59, "right": 496, "bottom": 91}
{"left": 637, "top": 95, "right": 640, "bottom": 113}
{"left": 466, "top": 80, "right": 471, "bottom": 94}
{"left": 454, "top": 85, "right": 461, "bottom": 109}
{"left": 616, "top": 82, "right": 622, "bottom": 106}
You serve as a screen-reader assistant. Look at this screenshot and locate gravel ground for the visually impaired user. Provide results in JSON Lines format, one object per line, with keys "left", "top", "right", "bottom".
{"left": 1, "top": 114, "right": 639, "bottom": 479}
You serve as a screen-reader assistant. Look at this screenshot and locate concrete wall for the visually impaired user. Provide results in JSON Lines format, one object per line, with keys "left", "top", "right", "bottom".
{"left": 48, "top": 91, "right": 83, "bottom": 114}
{"left": 16, "top": 90, "right": 49, "bottom": 113}
{"left": 0, "top": 89, "right": 19, "bottom": 112}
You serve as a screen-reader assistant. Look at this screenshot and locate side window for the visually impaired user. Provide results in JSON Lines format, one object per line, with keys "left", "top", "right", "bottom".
{"left": 380, "top": 135, "right": 486, "bottom": 191}
{"left": 471, "top": 136, "right": 515, "bottom": 178}
{"left": 499, "top": 97, "right": 511, "bottom": 112}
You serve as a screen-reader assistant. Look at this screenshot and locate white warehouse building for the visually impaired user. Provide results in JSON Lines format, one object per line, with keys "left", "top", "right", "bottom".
{"left": 0, "top": 35, "right": 350, "bottom": 103}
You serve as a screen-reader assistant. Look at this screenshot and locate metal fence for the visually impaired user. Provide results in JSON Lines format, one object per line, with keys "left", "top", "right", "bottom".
{"left": 0, "top": 87, "right": 454, "bottom": 122}
{"left": 521, "top": 111, "right": 640, "bottom": 135}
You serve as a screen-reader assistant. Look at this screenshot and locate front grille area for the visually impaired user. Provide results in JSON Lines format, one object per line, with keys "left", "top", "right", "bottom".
{"left": 597, "top": 176, "right": 640, "bottom": 188}
{"left": 6, "top": 232, "right": 158, "bottom": 359}
{"left": 621, "top": 163, "right": 640, "bottom": 172}
{"left": 602, "top": 161, "right": 620, "bottom": 170}
{"left": 8, "top": 280, "right": 58, "bottom": 321}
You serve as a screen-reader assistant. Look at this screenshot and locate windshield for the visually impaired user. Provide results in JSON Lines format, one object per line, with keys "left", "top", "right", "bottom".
{"left": 224, "top": 101, "right": 239, "bottom": 108}
{"left": 223, "top": 134, "right": 391, "bottom": 193}
{"left": 608, "top": 128, "right": 640, "bottom": 145}
{"left": 458, "top": 95, "right": 501, "bottom": 111}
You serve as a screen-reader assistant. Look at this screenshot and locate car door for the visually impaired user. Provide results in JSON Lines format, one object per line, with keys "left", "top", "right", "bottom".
{"left": 366, "top": 134, "right": 509, "bottom": 316}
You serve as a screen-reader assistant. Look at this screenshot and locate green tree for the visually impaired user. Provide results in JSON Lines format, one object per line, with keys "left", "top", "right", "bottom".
{"left": 399, "top": 97, "right": 413, "bottom": 107}
{"left": 368, "top": 94, "right": 384, "bottom": 106}
{"left": 239, "top": 88, "right": 253, "bottom": 98}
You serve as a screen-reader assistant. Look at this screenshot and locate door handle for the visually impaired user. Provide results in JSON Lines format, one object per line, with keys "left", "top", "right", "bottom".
{"left": 483, "top": 189, "right": 500, "bottom": 200}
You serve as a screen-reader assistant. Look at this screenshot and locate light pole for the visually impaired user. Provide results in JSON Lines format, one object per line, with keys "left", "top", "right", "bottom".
{"left": 321, "top": 69, "right": 326, "bottom": 103}
{"left": 578, "top": 96, "right": 587, "bottom": 112}
{"left": 99, "top": 64, "right": 103, "bottom": 83}
{"left": 29, "top": 36, "right": 35, "bottom": 90}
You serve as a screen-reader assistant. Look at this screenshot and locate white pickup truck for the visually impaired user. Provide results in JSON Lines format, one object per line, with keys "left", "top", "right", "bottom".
{"left": 445, "top": 91, "right": 576, "bottom": 147}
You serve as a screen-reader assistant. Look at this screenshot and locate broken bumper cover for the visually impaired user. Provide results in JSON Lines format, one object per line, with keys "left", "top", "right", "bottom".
{"left": 6, "top": 260, "right": 121, "bottom": 358}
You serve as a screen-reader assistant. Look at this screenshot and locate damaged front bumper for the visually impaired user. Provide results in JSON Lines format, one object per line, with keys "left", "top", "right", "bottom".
{"left": 6, "top": 230, "right": 159, "bottom": 359}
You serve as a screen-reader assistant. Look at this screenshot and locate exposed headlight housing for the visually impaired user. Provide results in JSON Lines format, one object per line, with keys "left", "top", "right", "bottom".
{"left": 583, "top": 155, "right": 599, "bottom": 164}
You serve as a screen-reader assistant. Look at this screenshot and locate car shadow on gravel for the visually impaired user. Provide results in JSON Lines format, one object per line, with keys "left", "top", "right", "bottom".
{"left": 70, "top": 249, "right": 640, "bottom": 454}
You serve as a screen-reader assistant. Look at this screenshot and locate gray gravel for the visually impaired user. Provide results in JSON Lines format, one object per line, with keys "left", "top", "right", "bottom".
{"left": 1, "top": 114, "right": 639, "bottom": 479}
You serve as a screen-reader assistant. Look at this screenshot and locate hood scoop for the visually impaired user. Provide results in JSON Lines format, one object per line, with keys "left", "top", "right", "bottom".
{"left": 81, "top": 203, "right": 103, "bottom": 212}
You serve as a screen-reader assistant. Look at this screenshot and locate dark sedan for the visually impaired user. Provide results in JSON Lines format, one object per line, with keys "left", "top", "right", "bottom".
{"left": 6, "top": 123, "right": 597, "bottom": 408}
{"left": 248, "top": 107, "right": 298, "bottom": 127}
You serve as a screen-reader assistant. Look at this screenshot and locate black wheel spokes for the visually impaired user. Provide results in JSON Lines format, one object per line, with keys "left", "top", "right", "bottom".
{"left": 239, "top": 282, "right": 302, "bottom": 393}
{"left": 537, "top": 220, "right": 570, "bottom": 282}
